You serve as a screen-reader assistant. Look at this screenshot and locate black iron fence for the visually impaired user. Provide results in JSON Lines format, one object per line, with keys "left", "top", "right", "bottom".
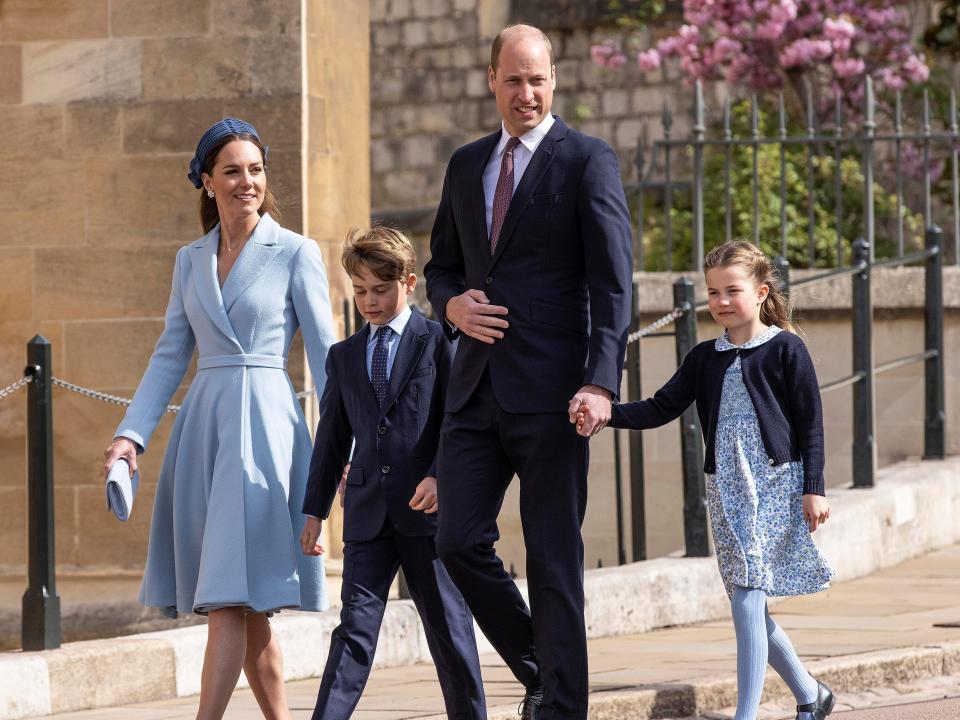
{"left": 633, "top": 79, "right": 960, "bottom": 271}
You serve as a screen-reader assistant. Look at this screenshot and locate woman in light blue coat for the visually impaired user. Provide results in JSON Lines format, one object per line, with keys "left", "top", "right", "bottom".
{"left": 103, "top": 119, "right": 336, "bottom": 720}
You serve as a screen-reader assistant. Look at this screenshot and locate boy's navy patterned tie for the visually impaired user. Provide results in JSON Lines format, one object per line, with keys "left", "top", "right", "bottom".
{"left": 371, "top": 325, "right": 391, "bottom": 407}
{"left": 489, "top": 136, "right": 521, "bottom": 253}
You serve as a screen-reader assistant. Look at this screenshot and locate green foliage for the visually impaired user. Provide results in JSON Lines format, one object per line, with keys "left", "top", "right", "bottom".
{"left": 604, "top": 0, "right": 668, "bottom": 29}
{"left": 640, "top": 101, "right": 925, "bottom": 270}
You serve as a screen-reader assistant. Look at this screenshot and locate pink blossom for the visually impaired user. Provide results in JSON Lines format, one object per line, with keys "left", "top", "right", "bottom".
{"left": 824, "top": 17, "right": 856, "bottom": 41}
{"left": 713, "top": 36, "right": 742, "bottom": 61}
{"left": 637, "top": 49, "right": 661, "bottom": 72}
{"left": 755, "top": 19, "right": 786, "bottom": 41}
{"left": 780, "top": 38, "right": 832, "bottom": 68}
{"left": 590, "top": 41, "right": 627, "bottom": 70}
{"left": 768, "top": 0, "right": 798, "bottom": 25}
{"left": 902, "top": 54, "right": 929, "bottom": 84}
{"left": 832, "top": 56, "right": 865, "bottom": 79}
{"left": 878, "top": 68, "right": 905, "bottom": 92}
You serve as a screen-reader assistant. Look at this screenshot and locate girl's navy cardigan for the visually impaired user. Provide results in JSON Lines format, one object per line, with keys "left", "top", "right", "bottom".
{"left": 609, "top": 330, "right": 826, "bottom": 495}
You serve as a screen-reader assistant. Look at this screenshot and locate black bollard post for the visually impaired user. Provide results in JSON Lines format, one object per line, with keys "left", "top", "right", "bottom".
{"left": 22, "top": 335, "right": 61, "bottom": 651}
{"left": 774, "top": 255, "right": 790, "bottom": 302}
{"left": 626, "top": 280, "right": 646, "bottom": 562}
{"left": 923, "top": 226, "right": 945, "bottom": 459}
{"left": 851, "top": 239, "right": 875, "bottom": 488}
{"left": 673, "top": 279, "right": 709, "bottom": 557}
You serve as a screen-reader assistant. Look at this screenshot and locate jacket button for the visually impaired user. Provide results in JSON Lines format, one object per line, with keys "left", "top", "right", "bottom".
{"left": 381, "top": 465, "right": 390, "bottom": 474}
{"left": 768, "top": 458, "right": 775, "bottom": 465}
{"left": 485, "top": 276, "right": 493, "bottom": 285}
{"left": 377, "top": 424, "right": 386, "bottom": 436}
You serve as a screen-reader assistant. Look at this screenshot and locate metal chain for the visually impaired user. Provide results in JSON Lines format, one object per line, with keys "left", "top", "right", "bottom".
{"left": 49, "top": 377, "right": 318, "bottom": 413}
{"left": 626, "top": 304, "right": 688, "bottom": 345}
{"left": 51, "top": 378, "right": 181, "bottom": 414}
{"left": 0, "top": 374, "right": 32, "bottom": 400}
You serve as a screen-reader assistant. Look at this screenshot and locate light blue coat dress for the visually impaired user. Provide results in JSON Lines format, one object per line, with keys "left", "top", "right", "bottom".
{"left": 116, "top": 213, "right": 336, "bottom": 618}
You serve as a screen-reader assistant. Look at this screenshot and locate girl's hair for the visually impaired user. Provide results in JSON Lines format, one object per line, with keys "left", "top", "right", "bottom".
{"left": 703, "top": 240, "right": 793, "bottom": 332}
{"left": 199, "top": 133, "right": 281, "bottom": 234}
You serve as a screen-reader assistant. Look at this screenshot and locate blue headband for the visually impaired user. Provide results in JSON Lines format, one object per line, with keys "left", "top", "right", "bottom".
{"left": 187, "top": 118, "right": 269, "bottom": 189}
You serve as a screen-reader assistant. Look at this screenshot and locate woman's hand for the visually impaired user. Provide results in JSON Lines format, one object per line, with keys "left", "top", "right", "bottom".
{"left": 803, "top": 493, "right": 830, "bottom": 533}
{"left": 103, "top": 437, "right": 138, "bottom": 479}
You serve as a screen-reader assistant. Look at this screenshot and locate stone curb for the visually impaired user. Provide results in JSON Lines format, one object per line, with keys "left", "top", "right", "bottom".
{"left": 0, "top": 458, "right": 957, "bottom": 719}
{"left": 482, "top": 641, "right": 960, "bottom": 720}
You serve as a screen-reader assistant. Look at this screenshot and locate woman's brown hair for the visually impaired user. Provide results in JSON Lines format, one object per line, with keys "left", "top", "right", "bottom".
{"left": 703, "top": 240, "right": 794, "bottom": 332}
{"left": 198, "top": 133, "right": 281, "bottom": 234}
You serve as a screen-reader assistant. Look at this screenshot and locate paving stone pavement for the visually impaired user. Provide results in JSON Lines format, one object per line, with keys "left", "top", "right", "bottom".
{"left": 38, "top": 545, "right": 960, "bottom": 719}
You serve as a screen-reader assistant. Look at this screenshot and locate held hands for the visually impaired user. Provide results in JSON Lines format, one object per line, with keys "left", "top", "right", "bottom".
{"left": 445, "top": 289, "right": 509, "bottom": 344}
{"left": 300, "top": 516, "right": 325, "bottom": 556}
{"left": 568, "top": 385, "right": 613, "bottom": 437}
{"left": 103, "top": 437, "right": 138, "bottom": 479}
{"left": 803, "top": 494, "right": 830, "bottom": 533}
{"left": 409, "top": 476, "right": 439, "bottom": 514}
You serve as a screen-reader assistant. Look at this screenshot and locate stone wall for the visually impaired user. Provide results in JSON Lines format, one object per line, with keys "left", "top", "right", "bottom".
{"left": 369, "top": 0, "right": 690, "bottom": 218}
{"left": 0, "top": 0, "right": 368, "bottom": 573}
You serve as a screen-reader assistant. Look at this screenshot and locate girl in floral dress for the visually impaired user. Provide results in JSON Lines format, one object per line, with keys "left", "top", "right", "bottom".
{"left": 577, "top": 240, "right": 835, "bottom": 720}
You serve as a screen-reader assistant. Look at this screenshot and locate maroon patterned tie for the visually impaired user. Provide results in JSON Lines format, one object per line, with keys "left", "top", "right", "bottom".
{"left": 490, "top": 136, "right": 522, "bottom": 253}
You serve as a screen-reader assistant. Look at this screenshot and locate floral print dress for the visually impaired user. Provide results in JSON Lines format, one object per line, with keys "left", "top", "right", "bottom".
{"left": 707, "top": 325, "right": 833, "bottom": 598}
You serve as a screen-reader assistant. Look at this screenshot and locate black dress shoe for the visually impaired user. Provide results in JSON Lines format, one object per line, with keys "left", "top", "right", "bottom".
{"left": 518, "top": 685, "right": 544, "bottom": 719}
{"left": 796, "top": 680, "right": 835, "bottom": 719}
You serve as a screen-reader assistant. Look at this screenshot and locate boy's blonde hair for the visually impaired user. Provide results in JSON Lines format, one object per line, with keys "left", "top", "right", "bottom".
{"left": 342, "top": 226, "right": 416, "bottom": 281}
{"left": 703, "top": 240, "right": 794, "bottom": 332}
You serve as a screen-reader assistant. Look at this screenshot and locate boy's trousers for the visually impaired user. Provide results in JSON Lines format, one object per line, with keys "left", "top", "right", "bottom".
{"left": 311, "top": 518, "right": 486, "bottom": 720}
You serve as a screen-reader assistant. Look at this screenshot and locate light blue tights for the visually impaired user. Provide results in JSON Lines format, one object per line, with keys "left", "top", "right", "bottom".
{"left": 731, "top": 586, "right": 819, "bottom": 720}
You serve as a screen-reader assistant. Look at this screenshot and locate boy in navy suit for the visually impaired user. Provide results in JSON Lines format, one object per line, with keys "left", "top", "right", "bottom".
{"left": 301, "top": 227, "right": 486, "bottom": 720}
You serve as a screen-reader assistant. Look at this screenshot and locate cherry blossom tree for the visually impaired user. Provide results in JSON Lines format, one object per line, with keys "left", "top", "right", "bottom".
{"left": 593, "top": 1, "right": 930, "bottom": 118}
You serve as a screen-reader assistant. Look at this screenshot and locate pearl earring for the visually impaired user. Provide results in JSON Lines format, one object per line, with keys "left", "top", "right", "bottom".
{"left": 207, "top": 190, "right": 215, "bottom": 198}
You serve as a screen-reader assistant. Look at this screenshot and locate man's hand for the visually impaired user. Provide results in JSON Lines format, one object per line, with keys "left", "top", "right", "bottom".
{"left": 803, "top": 494, "right": 830, "bottom": 533}
{"left": 568, "top": 385, "right": 613, "bottom": 437}
{"left": 300, "top": 516, "right": 325, "bottom": 556}
{"left": 338, "top": 463, "right": 350, "bottom": 508}
{"left": 445, "top": 289, "right": 509, "bottom": 344}
{"left": 409, "top": 476, "right": 439, "bottom": 514}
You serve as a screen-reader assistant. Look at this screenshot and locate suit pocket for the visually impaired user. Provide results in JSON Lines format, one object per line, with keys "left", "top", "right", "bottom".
{"left": 529, "top": 191, "right": 569, "bottom": 206}
{"left": 346, "top": 466, "right": 365, "bottom": 486}
{"left": 411, "top": 366, "right": 434, "bottom": 379}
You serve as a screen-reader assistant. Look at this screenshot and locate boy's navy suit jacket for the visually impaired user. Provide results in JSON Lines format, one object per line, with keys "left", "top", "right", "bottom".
{"left": 303, "top": 310, "right": 453, "bottom": 542}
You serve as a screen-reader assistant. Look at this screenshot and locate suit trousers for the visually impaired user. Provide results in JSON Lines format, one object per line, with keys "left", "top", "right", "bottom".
{"left": 311, "top": 518, "right": 486, "bottom": 720}
{"left": 436, "top": 371, "right": 590, "bottom": 720}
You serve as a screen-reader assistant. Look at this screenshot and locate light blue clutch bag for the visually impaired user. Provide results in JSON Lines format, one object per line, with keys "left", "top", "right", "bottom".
{"left": 105, "top": 459, "right": 139, "bottom": 522}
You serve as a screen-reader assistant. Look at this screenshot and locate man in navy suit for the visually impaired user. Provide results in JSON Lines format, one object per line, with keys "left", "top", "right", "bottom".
{"left": 301, "top": 227, "right": 486, "bottom": 720}
{"left": 424, "top": 24, "right": 633, "bottom": 720}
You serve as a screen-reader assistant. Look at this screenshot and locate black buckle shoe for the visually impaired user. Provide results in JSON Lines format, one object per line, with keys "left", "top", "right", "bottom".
{"left": 518, "top": 685, "right": 544, "bottom": 719}
{"left": 796, "top": 680, "right": 835, "bottom": 719}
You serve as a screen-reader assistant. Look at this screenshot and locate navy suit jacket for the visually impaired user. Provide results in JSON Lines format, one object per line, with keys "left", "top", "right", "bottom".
{"left": 424, "top": 116, "right": 633, "bottom": 413}
{"left": 303, "top": 311, "right": 453, "bottom": 542}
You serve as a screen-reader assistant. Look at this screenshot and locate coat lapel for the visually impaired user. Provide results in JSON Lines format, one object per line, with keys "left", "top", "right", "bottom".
{"left": 380, "top": 312, "right": 428, "bottom": 416}
{"left": 220, "top": 213, "right": 284, "bottom": 312}
{"left": 187, "top": 226, "right": 241, "bottom": 347}
{"left": 490, "top": 117, "right": 567, "bottom": 268}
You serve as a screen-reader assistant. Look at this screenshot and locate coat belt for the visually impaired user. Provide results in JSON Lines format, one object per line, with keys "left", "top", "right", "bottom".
{"left": 197, "top": 353, "right": 288, "bottom": 370}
